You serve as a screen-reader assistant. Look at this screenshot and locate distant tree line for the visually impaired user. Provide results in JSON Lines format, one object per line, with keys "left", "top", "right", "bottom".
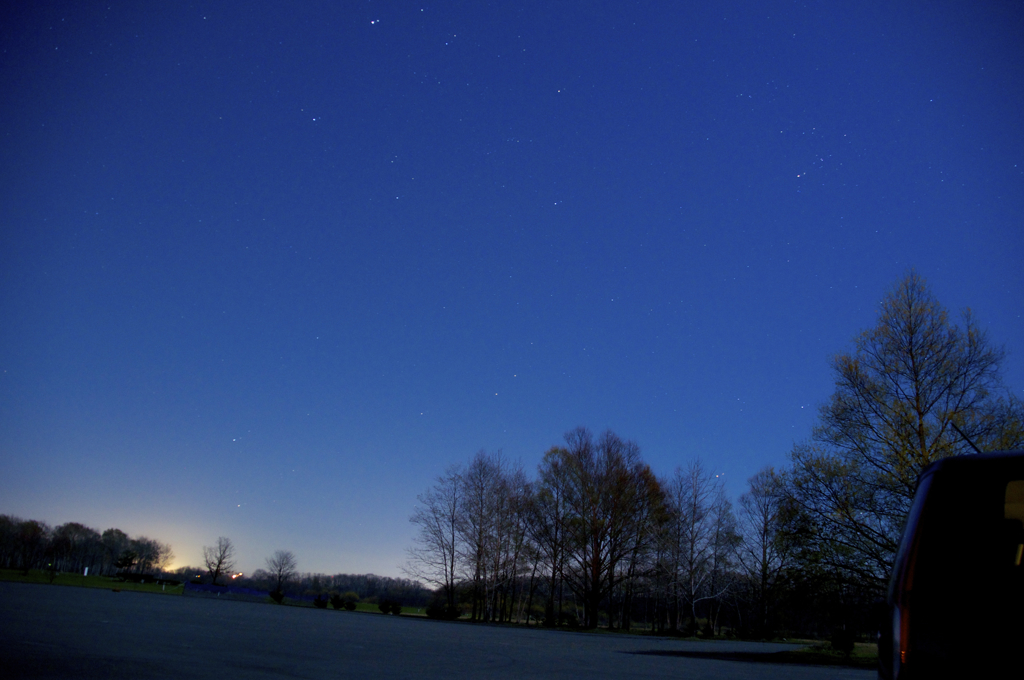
{"left": 236, "top": 571, "right": 431, "bottom": 606}
{"left": 407, "top": 272, "right": 1024, "bottom": 639}
{"left": 182, "top": 561, "right": 430, "bottom": 606}
{"left": 0, "top": 521, "right": 431, "bottom": 609}
{"left": 176, "top": 540, "right": 431, "bottom": 605}
{"left": 0, "top": 516, "right": 172, "bottom": 577}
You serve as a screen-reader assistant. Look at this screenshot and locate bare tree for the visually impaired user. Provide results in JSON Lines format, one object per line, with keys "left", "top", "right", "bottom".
{"left": 484, "top": 460, "right": 531, "bottom": 623}
{"left": 203, "top": 537, "right": 235, "bottom": 585}
{"left": 405, "top": 464, "right": 463, "bottom": 612}
{"left": 101, "top": 528, "right": 131, "bottom": 575}
{"left": 531, "top": 448, "right": 571, "bottom": 626}
{"left": 737, "top": 466, "right": 789, "bottom": 637}
{"left": 671, "top": 459, "right": 718, "bottom": 634}
{"left": 0, "top": 515, "right": 19, "bottom": 569}
{"left": 16, "top": 520, "right": 49, "bottom": 575}
{"left": 704, "top": 486, "right": 739, "bottom": 634}
{"left": 265, "top": 550, "right": 298, "bottom": 595}
{"left": 615, "top": 462, "right": 667, "bottom": 631}
{"left": 554, "top": 427, "right": 660, "bottom": 629}
{"left": 458, "top": 450, "right": 509, "bottom": 621}
{"left": 50, "top": 523, "right": 103, "bottom": 575}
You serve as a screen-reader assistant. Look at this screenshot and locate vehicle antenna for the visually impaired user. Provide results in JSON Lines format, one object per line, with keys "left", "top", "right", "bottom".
{"left": 949, "top": 421, "right": 982, "bottom": 454}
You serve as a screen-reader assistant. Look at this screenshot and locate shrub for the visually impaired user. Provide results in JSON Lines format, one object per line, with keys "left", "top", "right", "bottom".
{"left": 269, "top": 589, "right": 285, "bottom": 604}
{"left": 378, "top": 599, "right": 402, "bottom": 615}
{"left": 425, "top": 601, "right": 460, "bottom": 620}
{"left": 558, "top": 612, "right": 579, "bottom": 628}
{"left": 329, "top": 593, "right": 344, "bottom": 610}
{"left": 830, "top": 628, "right": 856, "bottom": 656}
{"left": 344, "top": 600, "right": 356, "bottom": 611}
{"left": 313, "top": 594, "right": 328, "bottom": 609}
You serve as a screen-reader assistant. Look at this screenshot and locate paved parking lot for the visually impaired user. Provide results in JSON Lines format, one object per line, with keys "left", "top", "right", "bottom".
{"left": 1, "top": 582, "right": 873, "bottom": 679}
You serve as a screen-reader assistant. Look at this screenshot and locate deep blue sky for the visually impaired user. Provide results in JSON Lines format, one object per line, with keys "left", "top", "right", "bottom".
{"left": 2, "top": 1, "right": 1022, "bottom": 577}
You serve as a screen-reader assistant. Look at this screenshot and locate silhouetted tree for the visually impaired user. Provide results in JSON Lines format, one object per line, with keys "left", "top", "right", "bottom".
{"left": 265, "top": 550, "right": 298, "bottom": 597}
{"left": 555, "top": 428, "right": 661, "bottom": 629}
{"left": 101, "top": 529, "right": 132, "bottom": 575}
{"left": 787, "top": 271, "right": 1024, "bottom": 591}
{"left": 203, "top": 537, "right": 235, "bottom": 585}
{"left": 530, "top": 449, "right": 571, "bottom": 626}
{"left": 736, "top": 466, "right": 790, "bottom": 637}
{"left": 16, "top": 520, "right": 49, "bottom": 574}
{"left": 405, "top": 464, "right": 462, "bottom": 612}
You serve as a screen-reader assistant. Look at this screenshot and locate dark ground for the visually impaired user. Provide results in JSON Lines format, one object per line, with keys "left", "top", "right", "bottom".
{"left": 0, "top": 582, "right": 873, "bottom": 679}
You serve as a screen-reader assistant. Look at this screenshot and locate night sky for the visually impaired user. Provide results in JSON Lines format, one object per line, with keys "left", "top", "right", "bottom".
{"left": 2, "top": 1, "right": 1022, "bottom": 577}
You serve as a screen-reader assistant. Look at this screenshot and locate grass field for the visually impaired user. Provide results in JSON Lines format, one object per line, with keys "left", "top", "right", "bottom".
{"left": 0, "top": 569, "right": 183, "bottom": 595}
{"left": 0, "top": 570, "right": 428, "bottom": 614}
{"left": 779, "top": 641, "right": 878, "bottom": 669}
{"left": 285, "top": 599, "right": 425, "bottom": 616}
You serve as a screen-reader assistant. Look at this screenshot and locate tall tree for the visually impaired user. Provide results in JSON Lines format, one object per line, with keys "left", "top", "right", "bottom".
{"left": 0, "top": 515, "right": 19, "bottom": 569}
{"left": 704, "top": 486, "right": 740, "bottom": 635}
{"left": 615, "top": 462, "right": 667, "bottom": 631}
{"left": 101, "top": 528, "right": 132, "bottom": 575}
{"left": 458, "top": 450, "right": 506, "bottom": 621}
{"left": 736, "top": 466, "right": 790, "bottom": 637}
{"left": 405, "top": 464, "right": 463, "bottom": 612}
{"left": 485, "top": 461, "right": 530, "bottom": 622}
{"left": 203, "top": 537, "right": 235, "bottom": 585}
{"left": 530, "top": 448, "right": 571, "bottom": 626}
{"left": 50, "top": 523, "right": 103, "bottom": 574}
{"left": 16, "top": 520, "right": 49, "bottom": 574}
{"left": 787, "top": 271, "right": 1024, "bottom": 590}
{"left": 664, "top": 459, "right": 719, "bottom": 633}
{"left": 265, "top": 550, "right": 298, "bottom": 595}
{"left": 555, "top": 427, "right": 660, "bottom": 628}
{"left": 132, "top": 537, "right": 173, "bottom": 573}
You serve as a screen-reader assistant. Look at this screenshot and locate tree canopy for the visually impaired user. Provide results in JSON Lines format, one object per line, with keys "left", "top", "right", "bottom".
{"left": 786, "top": 271, "right": 1024, "bottom": 590}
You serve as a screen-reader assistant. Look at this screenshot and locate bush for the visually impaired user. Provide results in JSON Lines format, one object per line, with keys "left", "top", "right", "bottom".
{"left": 379, "top": 599, "right": 402, "bottom": 615}
{"left": 329, "top": 593, "right": 344, "bottom": 610}
{"left": 344, "top": 600, "right": 356, "bottom": 611}
{"left": 425, "top": 601, "right": 461, "bottom": 620}
{"left": 269, "top": 589, "right": 285, "bottom": 604}
{"left": 830, "top": 628, "right": 856, "bottom": 656}
{"left": 313, "top": 594, "right": 328, "bottom": 609}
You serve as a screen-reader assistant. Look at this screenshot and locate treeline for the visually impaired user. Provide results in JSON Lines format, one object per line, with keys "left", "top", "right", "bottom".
{"left": 176, "top": 538, "right": 431, "bottom": 605}
{"left": 0, "top": 515, "right": 172, "bottom": 577}
{"left": 237, "top": 571, "right": 430, "bottom": 605}
{"left": 408, "top": 434, "right": 808, "bottom": 636}
{"left": 407, "top": 273, "right": 1024, "bottom": 639}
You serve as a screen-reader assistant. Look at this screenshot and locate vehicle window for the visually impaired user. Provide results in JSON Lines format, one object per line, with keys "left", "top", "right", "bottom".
{"left": 912, "top": 473, "right": 1017, "bottom": 589}
{"left": 1006, "top": 480, "right": 1024, "bottom": 522}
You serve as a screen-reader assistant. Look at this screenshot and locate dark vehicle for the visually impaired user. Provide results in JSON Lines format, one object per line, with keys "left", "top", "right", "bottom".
{"left": 880, "top": 451, "right": 1024, "bottom": 679}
